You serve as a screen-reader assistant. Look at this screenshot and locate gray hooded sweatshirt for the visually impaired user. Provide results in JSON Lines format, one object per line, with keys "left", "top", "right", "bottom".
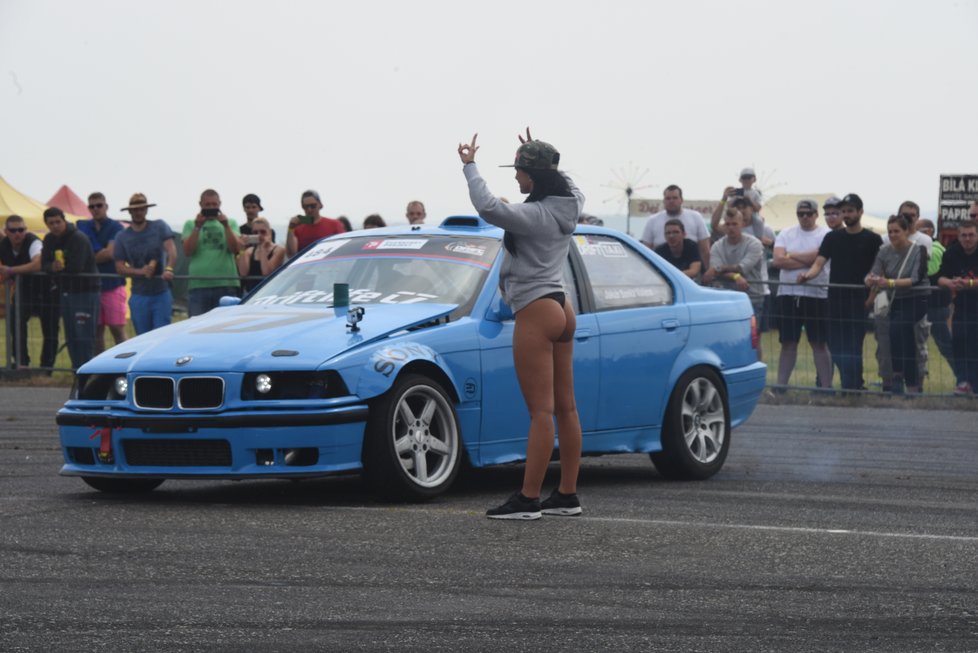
{"left": 464, "top": 163, "right": 584, "bottom": 312}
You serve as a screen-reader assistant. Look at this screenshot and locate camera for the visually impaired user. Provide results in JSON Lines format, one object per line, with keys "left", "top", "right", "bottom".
{"left": 202, "top": 208, "right": 220, "bottom": 218}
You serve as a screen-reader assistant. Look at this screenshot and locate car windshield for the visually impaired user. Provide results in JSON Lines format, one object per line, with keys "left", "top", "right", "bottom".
{"left": 246, "top": 235, "right": 501, "bottom": 309}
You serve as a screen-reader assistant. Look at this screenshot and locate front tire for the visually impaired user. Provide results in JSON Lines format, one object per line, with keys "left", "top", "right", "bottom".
{"left": 81, "top": 477, "right": 165, "bottom": 494}
{"left": 362, "top": 374, "right": 462, "bottom": 501}
{"left": 651, "top": 367, "right": 730, "bottom": 480}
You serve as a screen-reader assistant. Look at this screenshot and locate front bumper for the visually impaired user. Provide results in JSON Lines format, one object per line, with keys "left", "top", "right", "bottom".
{"left": 57, "top": 405, "right": 369, "bottom": 479}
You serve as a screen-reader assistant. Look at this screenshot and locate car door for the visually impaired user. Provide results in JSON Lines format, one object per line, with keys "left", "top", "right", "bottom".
{"left": 573, "top": 233, "right": 690, "bottom": 433}
{"left": 476, "top": 256, "right": 600, "bottom": 465}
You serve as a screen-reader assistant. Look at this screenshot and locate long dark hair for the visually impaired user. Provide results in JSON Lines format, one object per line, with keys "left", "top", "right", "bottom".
{"left": 523, "top": 168, "right": 573, "bottom": 203}
{"left": 502, "top": 168, "right": 574, "bottom": 255}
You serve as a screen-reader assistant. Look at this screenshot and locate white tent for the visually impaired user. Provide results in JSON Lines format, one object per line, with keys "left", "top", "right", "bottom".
{"left": 759, "top": 193, "right": 888, "bottom": 234}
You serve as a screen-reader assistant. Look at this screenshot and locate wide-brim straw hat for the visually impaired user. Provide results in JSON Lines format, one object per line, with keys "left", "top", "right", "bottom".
{"left": 120, "top": 192, "right": 156, "bottom": 212}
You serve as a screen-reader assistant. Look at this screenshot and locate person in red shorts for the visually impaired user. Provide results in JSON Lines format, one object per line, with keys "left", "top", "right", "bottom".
{"left": 286, "top": 190, "right": 345, "bottom": 256}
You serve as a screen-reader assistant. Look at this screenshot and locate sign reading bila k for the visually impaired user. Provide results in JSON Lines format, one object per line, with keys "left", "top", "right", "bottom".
{"left": 938, "top": 174, "right": 978, "bottom": 235}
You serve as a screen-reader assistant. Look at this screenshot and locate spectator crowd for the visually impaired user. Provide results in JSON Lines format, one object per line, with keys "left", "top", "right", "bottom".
{"left": 637, "top": 168, "right": 978, "bottom": 396}
{"left": 1, "top": 175, "right": 977, "bottom": 397}
{"left": 1, "top": 189, "right": 427, "bottom": 371}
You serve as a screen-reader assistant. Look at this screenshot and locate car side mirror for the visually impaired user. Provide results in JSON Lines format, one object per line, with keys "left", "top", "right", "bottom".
{"left": 485, "top": 294, "right": 514, "bottom": 322}
{"left": 218, "top": 296, "right": 242, "bottom": 307}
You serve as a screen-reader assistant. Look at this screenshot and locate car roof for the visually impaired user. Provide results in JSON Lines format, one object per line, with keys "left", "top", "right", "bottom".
{"left": 335, "top": 216, "right": 625, "bottom": 241}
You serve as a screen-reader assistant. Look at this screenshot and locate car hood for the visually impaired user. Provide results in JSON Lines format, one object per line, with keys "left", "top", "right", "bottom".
{"left": 82, "top": 303, "right": 458, "bottom": 374}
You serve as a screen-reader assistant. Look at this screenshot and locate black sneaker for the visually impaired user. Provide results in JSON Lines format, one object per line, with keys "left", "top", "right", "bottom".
{"left": 486, "top": 492, "right": 541, "bottom": 520}
{"left": 541, "top": 488, "right": 582, "bottom": 516}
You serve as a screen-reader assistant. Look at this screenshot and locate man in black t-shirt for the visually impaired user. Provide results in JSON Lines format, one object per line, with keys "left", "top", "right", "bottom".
{"left": 654, "top": 218, "right": 702, "bottom": 279}
{"left": 938, "top": 217, "right": 978, "bottom": 393}
{"left": 798, "top": 193, "right": 882, "bottom": 390}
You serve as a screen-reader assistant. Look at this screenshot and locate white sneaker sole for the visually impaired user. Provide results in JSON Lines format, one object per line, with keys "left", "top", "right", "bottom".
{"left": 542, "top": 507, "right": 583, "bottom": 516}
{"left": 487, "top": 511, "right": 541, "bottom": 520}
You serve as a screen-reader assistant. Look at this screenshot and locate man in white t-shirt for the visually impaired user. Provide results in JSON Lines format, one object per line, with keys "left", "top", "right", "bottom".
{"left": 640, "top": 185, "right": 711, "bottom": 268}
{"left": 772, "top": 198, "right": 832, "bottom": 388}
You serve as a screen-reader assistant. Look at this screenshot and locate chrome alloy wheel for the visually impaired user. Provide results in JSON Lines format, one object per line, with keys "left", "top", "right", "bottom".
{"left": 390, "top": 384, "right": 459, "bottom": 489}
{"left": 680, "top": 376, "right": 727, "bottom": 464}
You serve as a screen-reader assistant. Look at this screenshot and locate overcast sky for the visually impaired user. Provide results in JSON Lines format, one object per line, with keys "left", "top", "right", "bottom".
{"left": 2, "top": 0, "right": 977, "bottom": 235}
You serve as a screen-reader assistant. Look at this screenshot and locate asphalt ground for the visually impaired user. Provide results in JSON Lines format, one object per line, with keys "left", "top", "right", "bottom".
{"left": 1, "top": 386, "right": 977, "bottom": 652}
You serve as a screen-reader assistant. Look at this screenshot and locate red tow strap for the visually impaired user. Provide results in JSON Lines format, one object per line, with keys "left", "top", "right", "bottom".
{"left": 89, "top": 425, "right": 118, "bottom": 462}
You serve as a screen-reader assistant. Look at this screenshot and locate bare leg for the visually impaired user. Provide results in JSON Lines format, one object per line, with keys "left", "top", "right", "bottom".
{"left": 777, "top": 341, "right": 798, "bottom": 386}
{"left": 553, "top": 301, "right": 581, "bottom": 495}
{"left": 95, "top": 324, "right": 107, "bottom": 355}
{"left": 812, "top": 342, "right": 833, "bottom": 388}
{"left": 512, "top": 298, "right": 569, "bottom": 499}
{"left": 108, "top": 323, "right": 128, "bottom": 347}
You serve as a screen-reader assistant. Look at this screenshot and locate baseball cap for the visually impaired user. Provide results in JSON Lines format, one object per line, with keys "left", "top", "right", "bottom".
{"left": 500, "top": 140, "right": 560, "bottom": 170}
{"left": 796, "top": 199, "right": 818, "bottom": 212}
{"left": 739, "top": 167, "right": 756, "bottom": 179}
{"left": 242, "top": 193, "right": 263, "bottom": 211}
{"left": 822, "top": 196, "right": 842, "bottom": 209}
{"left": 838, "top": 193, "right": 864, "bottom": 210}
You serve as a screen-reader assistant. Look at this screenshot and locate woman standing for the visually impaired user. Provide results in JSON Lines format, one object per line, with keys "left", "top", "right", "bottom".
{"left": 458, "top": 129, "right": 585, "bottom": 520}
{"left": 238, "top": 217, "right": 285, "bottom": 294}
{"left": 865, "top": 215, "right": 929, "bottom": 394}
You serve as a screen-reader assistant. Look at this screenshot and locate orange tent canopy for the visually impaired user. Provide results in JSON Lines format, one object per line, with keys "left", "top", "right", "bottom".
{"left": 47, "top": 184, "right": 91, "bottom": 218}
{"left": 0, "top": 175, "right": 87, "bottom": 234}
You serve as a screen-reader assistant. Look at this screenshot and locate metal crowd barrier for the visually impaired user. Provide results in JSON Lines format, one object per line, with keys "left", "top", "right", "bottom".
{"left": 2, "top": 273, "right": 976, "bottom": 398}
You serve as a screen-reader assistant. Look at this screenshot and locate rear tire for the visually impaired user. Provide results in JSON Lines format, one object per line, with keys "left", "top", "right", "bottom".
{"left": 81, "top": 477, "right": 165, "bottom": 494}
{"left": 651, "top": 367, "right": 730, "bottom": 480}
{"left": 362, "top": 373, "right": 462, "bottom": 501}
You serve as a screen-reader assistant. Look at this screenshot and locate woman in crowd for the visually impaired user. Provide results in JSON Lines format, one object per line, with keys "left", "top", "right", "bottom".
{"left": 238, "top": 217, "right": 285, "bottom": 293}
{"left": 866, "top": 215, "right": 929, "bottom": 394}
{"left": 458, "top": 129, "right": 584, "bottom": 520}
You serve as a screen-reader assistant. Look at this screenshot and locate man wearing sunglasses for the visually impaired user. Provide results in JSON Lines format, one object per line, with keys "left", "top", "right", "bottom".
{"left": 1, "top": 215, "right": 58, "bottom": 370}
{"left": 286, "top": 189, "right": 346, "bottom": 257}
{"left": 76, "top": 192, "right": 127, "bottom": 354}
{"left": 772, "top": 199, "right": 832, "bottom": 388}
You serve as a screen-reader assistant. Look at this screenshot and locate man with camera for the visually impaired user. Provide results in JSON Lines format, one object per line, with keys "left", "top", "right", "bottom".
{"left": 286, "top": 190, "right": 345, "bottom": 257}
{"left": 182, "top": 189, "right": 241, "bottom": 317}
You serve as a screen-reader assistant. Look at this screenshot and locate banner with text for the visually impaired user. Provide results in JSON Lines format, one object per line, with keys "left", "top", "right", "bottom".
{"left": 938, "top": 174, "right": 978, "bottom": 242}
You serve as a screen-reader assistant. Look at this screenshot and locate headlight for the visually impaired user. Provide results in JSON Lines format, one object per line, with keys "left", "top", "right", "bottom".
{"left": 73, "top": 374, "right": 130, "bottom": 401}
{"left": 241, "top": 371, "right": 349, "bottom": 400}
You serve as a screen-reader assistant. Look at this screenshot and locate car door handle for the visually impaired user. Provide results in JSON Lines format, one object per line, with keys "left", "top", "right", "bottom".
{"left": 661, "top": 319, "right": 680, "bottom": 331}
{"left": 574, "top": 328, "right": 592, "bottom": 341}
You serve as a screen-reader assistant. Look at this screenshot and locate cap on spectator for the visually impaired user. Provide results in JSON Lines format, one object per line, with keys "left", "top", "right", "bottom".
{"left": 242, "top": 193, "right": 263, "bottom": 211}
{"left": 796, "top": 199, "right": 818, "bottom": 212}
{"left": 120, "top": 193, "right": 156, "bottom": 212}
{"left": 839, "top": 193, "right": 864, "bottom": 210}
{"left": 822, "top": 196, "right": 842, "bottom": 209}
{"left": 739, "top": 167, "right": 756, "bottom": 179}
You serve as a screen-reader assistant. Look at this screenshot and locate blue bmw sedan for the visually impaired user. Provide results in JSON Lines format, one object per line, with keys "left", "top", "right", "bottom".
{"left": 57, "top": 217, "right": 766, "bottom": 500}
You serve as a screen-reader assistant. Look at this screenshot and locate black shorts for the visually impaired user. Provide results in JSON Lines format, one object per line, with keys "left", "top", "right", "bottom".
{"left": 778, "top": 295, "right": 828, "bottom": 344}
